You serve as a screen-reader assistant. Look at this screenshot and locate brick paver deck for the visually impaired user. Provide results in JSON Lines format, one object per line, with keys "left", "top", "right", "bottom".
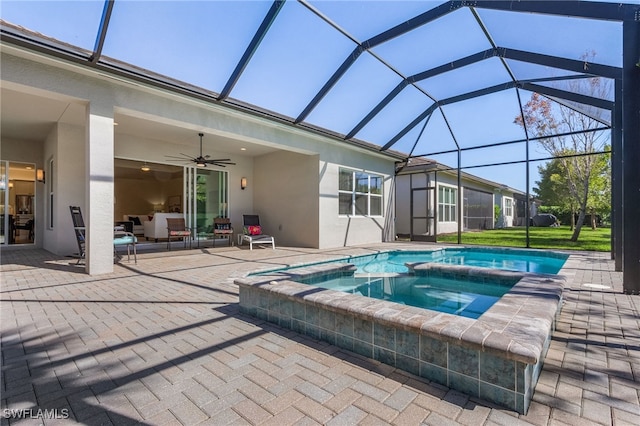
{"left": 1, "top": 243, "right": 639, "bottom": 425}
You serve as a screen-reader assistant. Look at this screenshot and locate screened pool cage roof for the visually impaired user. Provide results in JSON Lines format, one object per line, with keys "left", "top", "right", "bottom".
{"left": 1, "top": 0, "right": 636, "bottom": 188}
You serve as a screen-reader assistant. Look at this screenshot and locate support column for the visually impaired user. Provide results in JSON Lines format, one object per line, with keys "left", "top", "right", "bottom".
{"left": 622, "top": 19, "right": 640, "bottom": 294}
{"left": 85, "top": 102, "right": 115, "bottom": 275}
{"left": 612, "top": 80, "right": 623, "bottom": 271}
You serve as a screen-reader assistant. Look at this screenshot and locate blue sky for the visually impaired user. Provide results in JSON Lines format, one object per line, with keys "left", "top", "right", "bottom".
{"left": 1, "top": 0, "right": 624, "bottom": 192}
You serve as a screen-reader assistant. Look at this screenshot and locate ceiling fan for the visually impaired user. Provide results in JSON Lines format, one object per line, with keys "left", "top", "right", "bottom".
{"left": 166, "top": 133, "right": 235, "bottom": 167}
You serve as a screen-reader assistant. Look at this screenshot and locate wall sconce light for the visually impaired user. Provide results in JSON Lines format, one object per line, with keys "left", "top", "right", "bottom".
{"left": 36, "top": 169, "right": 45, "bottom": 183}
{"left": 241, "top": 177, "right": 247, "bottom": 190}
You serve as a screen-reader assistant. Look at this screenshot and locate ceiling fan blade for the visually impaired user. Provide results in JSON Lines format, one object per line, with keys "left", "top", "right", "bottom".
{"left": 164, "top": 133, "right": 235, "bottom": 168}
{"left": 205, "top": 159, "right": 235, "bottom": 165}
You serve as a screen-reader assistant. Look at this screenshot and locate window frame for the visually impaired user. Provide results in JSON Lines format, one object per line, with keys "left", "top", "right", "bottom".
{"left": 437, "top": 184, "right": 458, "bottom": 223}
{"left": 338, "top": 168, "right": 383, "bottom": 217}
{"left": 503, "top": 197, "right": 513, "bottom": 217}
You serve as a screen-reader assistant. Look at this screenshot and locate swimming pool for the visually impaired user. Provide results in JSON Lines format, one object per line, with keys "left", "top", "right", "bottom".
{"left": 350, "top": 248, "right": 568, "bottom": 275}
{"left": 251, "top": 247, "right": 566, "bottom": 318}
{"left": 237, "top": 246, "right": 569, "bottom": 414}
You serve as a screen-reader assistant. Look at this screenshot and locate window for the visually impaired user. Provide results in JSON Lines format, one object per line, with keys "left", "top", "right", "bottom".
{"left": 339, "top": 168, "right": 383, "bottom": 216}
{"left": 438, "top": 185, "right": 457, "bottom": 223}
{"left": 504, "top": 197, "right": 513, "bottom": 217}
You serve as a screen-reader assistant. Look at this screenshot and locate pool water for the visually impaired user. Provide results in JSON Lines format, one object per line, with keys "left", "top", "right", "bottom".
{"left": 299, "top": 274, "right": 513, "bottom": 319}
{"left": 352, "top": 248, "right": 568, "bottom": 275}
{"left": 256, "top": 247, "right": 567, "bottom": 318}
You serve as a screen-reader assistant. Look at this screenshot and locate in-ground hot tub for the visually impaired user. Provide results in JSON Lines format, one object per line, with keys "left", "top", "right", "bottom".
{"left": 236, "top": 255, "right": 567, "bottom": 414}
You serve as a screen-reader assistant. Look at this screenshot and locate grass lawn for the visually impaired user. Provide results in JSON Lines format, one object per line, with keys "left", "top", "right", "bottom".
{"left": 436, "top": 226, "right": 611, "bottom": 252}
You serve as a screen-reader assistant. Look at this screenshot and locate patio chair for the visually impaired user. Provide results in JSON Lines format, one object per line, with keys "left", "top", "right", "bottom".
{"left": 166, "top": 217, "right": 192, "bottom": 250}
{"left": 69, "top": 206, "right": 86, "bottom": 263}
{"left": 113, "top": 226, "right": 138, "bottom": 263}
{"left": 69, "top": 206, "right": 137, "bottom": 263}
{"left": 241, "top": 215, "right": 275, "bottom": 250}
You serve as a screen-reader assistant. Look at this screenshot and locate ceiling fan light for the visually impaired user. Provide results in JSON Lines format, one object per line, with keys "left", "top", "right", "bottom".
{"left": 196, "top": 161, "right": 206, "bottom": 167}
{"left": 140, "top": 162, "right": 151, "bottom": 172}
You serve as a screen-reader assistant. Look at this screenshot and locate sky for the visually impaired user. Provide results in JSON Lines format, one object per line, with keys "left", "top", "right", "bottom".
{"left": 0, "top": 0, "right": 625, "bottom": 192}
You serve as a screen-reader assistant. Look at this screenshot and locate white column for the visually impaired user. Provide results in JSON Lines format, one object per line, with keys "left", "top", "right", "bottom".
{"left": 85, "top": 102, "right": 115, "bottom": 275}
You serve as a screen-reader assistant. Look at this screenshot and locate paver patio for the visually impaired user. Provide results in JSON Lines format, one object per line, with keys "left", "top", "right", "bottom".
{"left": 1, "top": 243, "right": 639, "bottom": 425}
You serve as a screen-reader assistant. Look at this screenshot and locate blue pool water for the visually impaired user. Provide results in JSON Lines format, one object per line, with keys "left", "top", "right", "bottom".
{"left": 299, "top": 274, "right": 513, "bottom": 319}
{"left": 282, "top": 248, "right": 567, "bottom": 318}
{"left": 351, "top": 248, "right": 568, "bottom": 275}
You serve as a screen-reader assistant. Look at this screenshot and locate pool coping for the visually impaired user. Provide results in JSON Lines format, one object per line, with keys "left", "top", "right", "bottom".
{"left": 235, "top": 261, "right": 566, "bottom": 365}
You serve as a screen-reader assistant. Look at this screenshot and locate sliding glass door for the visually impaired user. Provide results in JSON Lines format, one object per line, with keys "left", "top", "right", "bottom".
{"left": 185, "top": 167, "right": 228, "bottom": 239}
{"left": 0, "top": 161, "right": 36, "bottom": 246}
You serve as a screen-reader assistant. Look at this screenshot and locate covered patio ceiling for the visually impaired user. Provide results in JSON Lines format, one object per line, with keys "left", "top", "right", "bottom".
{"left": 1, "top": 0, "right": 639, "bottom": 293}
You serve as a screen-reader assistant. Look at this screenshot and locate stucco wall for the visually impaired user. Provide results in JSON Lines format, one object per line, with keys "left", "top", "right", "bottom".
{"left": 254, "top": 151, "right": 319, "bottom": 248}
{"left": 52, "top": 123, "right": 86, "bottom": 256}
{"left": 319, "top": 149, "right": 395, "bottom": 248}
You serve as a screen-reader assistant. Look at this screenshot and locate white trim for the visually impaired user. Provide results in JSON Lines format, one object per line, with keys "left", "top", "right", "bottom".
{"left": 437, "top": 183, "right": 458, "bottom": 223}
{"left": 338, "top": 168, "right": 384, "bottom": 218}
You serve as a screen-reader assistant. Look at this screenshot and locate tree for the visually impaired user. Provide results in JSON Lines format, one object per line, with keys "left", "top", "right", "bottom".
{"left": 585, "top": 148, "right": 611, "bottom": 228}
{"left": 534, "top": 159, "right": 566, "bottom": 208}
{"left": 534, "top": 151, "right": 610, "bottom": 230}
{"left": 515, "top": 52, "right": 611, "bottom": 241}
{"left": 533, "top": 159, "right": 577, "bottom": 227}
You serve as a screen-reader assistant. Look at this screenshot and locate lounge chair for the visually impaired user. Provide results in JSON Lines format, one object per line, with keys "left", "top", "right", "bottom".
{"left": 241, "top": 215, "right": 275, "bottom": 250}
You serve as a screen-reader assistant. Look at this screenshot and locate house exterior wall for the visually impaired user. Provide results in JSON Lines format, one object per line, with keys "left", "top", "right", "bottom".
{"left": 48, "top": 123, "right": 86, "bottom": 257}
{"left": 318, "top": 150, "right": 395, "bottom": 248}
{"left": 254, "top": 151, "right": 319, "bottom": 248}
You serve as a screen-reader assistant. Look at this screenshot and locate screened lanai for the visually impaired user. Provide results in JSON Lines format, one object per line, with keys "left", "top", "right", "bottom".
{"left": 1, "top": 0, "right": 638, "bottom": 292}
